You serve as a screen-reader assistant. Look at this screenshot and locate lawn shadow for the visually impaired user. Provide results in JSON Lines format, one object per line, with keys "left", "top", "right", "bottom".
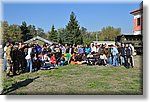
{"left": 3, "top": 76, "right": 40, "bottom": 95}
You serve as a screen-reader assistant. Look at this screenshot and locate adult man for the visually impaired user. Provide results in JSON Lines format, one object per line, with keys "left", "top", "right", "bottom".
{"left": 129, "top": 43, "right": 134, "bottom": 68}
{"left": 12, "top": 44, "right": 19, "bottom": 75}
{"left": 111, "top": 45, "right": 119, "bottom": 66}
{"left": 125, "top": 44, "right": 134, "bottom": 68}
{"left": 91, "top": 44, "right": 96, "bottom": 53}
{"left": 6, "top": 43, "right": 13, "bottom": 77}
{"left": 18, "top": 43, "right": 25, "bottom": 73}
{"left": 118, "top": 44, "right": 126, "bottom": 66}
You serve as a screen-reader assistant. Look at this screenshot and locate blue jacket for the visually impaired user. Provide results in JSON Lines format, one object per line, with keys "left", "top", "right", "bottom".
{"left": 111, "top": 47, "right": 118, "bottom": 56}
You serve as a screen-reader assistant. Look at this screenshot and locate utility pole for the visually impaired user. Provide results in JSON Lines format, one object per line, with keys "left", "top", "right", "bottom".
{"left": 96, "top": 32, "right": 98, "bottom": 41}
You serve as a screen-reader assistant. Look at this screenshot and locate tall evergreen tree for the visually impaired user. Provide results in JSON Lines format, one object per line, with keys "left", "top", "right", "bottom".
{"left": 66, "top": 12, "right": 83, "bottom": 45}
{"left": 20, "top": 21, "right": 29, "bottom": 41}
{"left": 48, "top": 25, "right": 58, "bottom": 42}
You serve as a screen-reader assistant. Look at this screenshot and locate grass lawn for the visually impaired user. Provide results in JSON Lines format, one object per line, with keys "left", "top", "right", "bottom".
{"left": 2, "top": 55, "right": 143, "bottom": 95}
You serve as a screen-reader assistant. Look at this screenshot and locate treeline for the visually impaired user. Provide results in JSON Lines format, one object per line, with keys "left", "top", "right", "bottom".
{"left": 1, "top": 12, "right": 121, "bottom": 45}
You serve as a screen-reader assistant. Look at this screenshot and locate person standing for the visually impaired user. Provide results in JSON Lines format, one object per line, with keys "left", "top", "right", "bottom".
{"left": 125, "top": 44, "right": 133, "bottom": 68}
{"left": 129, "top": 43, "right": 134, "bottom": 68}
{"left": 111, "top": 45, "right": 119, "bottom": 66}
{"left": 78, "top": 45, "right": 84, "bottom": 55}
{"left": 91, "top": 44, "right": 96, "bottom": 53}
{"left": 25, "top": 45, "right": 33, "bottom": 72}
{"left": 66, "top": 45, "right": 74, "bottom": 54}
{"left": 3, "top": 43, "right": 9, "bottom": 71}
{"left": 118, "top": 44, "right": 126, "bottom": 66}
{"left": 6, "top": 43, "right": 13, "bottom": 77}
{"left": 85, "top": 45, "right": 91, "bottom": 55}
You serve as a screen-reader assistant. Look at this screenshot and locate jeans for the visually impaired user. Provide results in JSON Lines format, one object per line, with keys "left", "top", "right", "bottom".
{"left": 126, "top": 55, "right": 134, "bottom": 68}
{"left": 59, "top": 61, "right": 66, "bottom": 66}
{"left": 108, "top": 56, "right": 112, "bottom": 65}
{"left": 120, "top": 56, "right": 123, "bottom": 65}
{"left": 3, "top": 55, "right": 7, "bottom": 71}
{"left": 113, "top": 55, "right": 118, "bottom": 66}
{"left": 26, "top": 59, "right": 32, "bottom": 72}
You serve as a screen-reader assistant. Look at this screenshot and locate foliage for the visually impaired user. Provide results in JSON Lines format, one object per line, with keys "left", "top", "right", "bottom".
{"left": 1, "top": 15, "right": 122, "bottom": 45}
{"left": 36, "top": 27, "right": 47, "bottom": 39}
{"left": 99, "top": 26, "right": 121, "bottom": 41}
{"left": 1, "top": 21, "right": 47, "bottom": 44}
{"left": 57, "top": 28, "right": 67, "bottom": 44}
{"left": 1, "top": 21, "right": 11, "bottom": 43}
{"left": 27, "top": 25, "right": 37, "bottom": 38}
{"left": 1, "top": 21, "right": 22, "bottom": 43}
{"left": 66, "top": 12, "right": 83, "bottom": 45}
{"left": 48, "top": 25, "right": 58, "bottom": 42}
{"left": 20, "top": 21, "right": 31, "bottom": 41}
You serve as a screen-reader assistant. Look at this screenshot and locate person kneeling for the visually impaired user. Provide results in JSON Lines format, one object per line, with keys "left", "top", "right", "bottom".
{"left": 86, "top": 53, "right": 95, "bottom": 65}
{"left": 98, "top": 53, "right": 107, "bottom": 66}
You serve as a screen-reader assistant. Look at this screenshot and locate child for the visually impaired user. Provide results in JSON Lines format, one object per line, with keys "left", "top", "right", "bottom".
{"left": 50, "top": 53, "right": 57, "bottom": 67}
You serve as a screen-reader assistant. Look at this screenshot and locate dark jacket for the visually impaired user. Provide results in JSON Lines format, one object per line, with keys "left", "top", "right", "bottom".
{"left": 125, "top": 47, "right": 132, "bottom": 56}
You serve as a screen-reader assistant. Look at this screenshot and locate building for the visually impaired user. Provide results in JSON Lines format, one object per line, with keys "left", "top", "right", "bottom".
{"left": 91, "top": 41, "right": 115, "bottom": 46}
{"left": 130, "top": 1, "right": 143, "bottom": 35}
{"left": 24, "top": 36, "right": 56, "bottom": 45}
{"left": 116, "top": 2, "right": 143, "bottom": 54}
{"left": 116, "top": 35, "right": 142, "bottom": 54}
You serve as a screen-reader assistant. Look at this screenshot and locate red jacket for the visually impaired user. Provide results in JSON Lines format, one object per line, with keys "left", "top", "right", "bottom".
{"left": 50, "top": 56, "right": 56, "bottom": 64}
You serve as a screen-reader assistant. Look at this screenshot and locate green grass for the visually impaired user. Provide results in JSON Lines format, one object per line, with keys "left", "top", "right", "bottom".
{"left": 2, "top": 56, "right": 143, "bottom": 95}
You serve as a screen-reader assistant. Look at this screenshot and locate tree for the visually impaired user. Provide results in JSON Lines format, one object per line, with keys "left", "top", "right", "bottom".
{"left": 1, "top": 21, "right": 22, "bottom": 43}
{"left": 36, "top": 27, "right": 47, "bottom": 39}
{"left": 99, "top": 26, "right": 121, "bottom": 41}
{"left": 1, "top": 21, "right": 10, "bottom": 43}
{"left": 48, "top": 25, "right": 58, "bottom": 42}
{"left": 57, "top": 28, "right": 67, "bottom": 44}
{"left": 66, "top": 12, "right": 83, "bottom": 45}
{"left": 28, "top": 25, "right": 37, "bottom": 38}
{"left": 8, "top": 24, "right": 22, "bottom": 42}
{"left": 20, "top": 21, "right": 29, "bottom": 41}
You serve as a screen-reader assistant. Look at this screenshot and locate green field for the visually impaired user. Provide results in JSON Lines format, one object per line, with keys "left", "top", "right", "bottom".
{"left": 2, "top": 56, "right": 143, "bottom": 95}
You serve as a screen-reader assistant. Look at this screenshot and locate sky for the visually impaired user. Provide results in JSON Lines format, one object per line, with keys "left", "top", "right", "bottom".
{"left": 3, "top": 1, "right": 142, "bottom": 34}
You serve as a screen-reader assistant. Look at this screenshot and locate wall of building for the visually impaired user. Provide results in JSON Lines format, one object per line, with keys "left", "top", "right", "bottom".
{"left": 133, "top": 13, "right": 142, "bottom": 35}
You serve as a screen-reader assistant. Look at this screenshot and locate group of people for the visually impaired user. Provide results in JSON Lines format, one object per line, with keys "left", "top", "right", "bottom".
{"left": 3, "top": 41, "right": 135, "bottom": 77}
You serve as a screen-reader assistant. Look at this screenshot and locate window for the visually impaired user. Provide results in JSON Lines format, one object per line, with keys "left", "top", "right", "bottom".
{"left": 137, "top": 18, "right": 141, "bottom": 26}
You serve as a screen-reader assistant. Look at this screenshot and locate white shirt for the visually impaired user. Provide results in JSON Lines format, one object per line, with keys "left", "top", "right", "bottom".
{"left": 42, "top": 55, "right": 50, "bottom": 61}
{"left": 25, "top": 48, "right": 32, "bottom": 60}
{"left": 91, "top": 46, "right": 96, "bottom": 52}
{"left": 4, "top": 46, "right": 7, "bottom": 57}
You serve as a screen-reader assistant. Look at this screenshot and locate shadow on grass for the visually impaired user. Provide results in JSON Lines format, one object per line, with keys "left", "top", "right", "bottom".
{"left": 3, "top": 76, "right": 40, "bottom": 95}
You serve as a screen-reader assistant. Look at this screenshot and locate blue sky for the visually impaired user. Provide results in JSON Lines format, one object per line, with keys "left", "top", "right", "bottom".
{"left": 3, "top": 1, "right": 142, "bottom": 34}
